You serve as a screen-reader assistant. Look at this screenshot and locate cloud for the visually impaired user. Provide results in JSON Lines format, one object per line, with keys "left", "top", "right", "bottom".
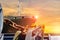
{"left": 3, "top": 7, "right": 17, "bottom": 16}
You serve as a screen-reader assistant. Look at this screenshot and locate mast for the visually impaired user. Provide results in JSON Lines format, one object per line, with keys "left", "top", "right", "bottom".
{"left": 18, "top": 0, "right": 23, "bottom": 16}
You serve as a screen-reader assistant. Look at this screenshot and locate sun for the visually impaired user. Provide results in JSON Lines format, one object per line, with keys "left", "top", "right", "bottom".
{"left": 35, "top": 16, "right": 38, "bottom": 19}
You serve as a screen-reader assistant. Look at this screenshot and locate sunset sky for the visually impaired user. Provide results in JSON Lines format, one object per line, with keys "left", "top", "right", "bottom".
{"left": 0, "top": 0, "right": 60, "bottom": 34}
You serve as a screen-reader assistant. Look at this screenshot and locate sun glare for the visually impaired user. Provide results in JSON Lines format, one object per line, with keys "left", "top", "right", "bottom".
{"left": 45, "top": 23, "right": 60, "bottom": 34}
{"left": 35, "top": 16, "right": 38, "bottom": 19}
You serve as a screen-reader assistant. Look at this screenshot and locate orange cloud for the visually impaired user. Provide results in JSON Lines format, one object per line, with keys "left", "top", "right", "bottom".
{"left": 3, "top": 7, "right": 17, "bottom": 16}
{"left": 22, "top": 7, "right": 40, "bottom": 16}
